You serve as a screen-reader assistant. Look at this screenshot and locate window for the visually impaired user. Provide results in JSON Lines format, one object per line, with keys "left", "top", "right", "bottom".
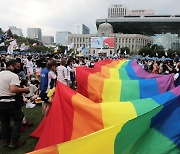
{"left": 110, "top": 50, "right": 112, "bottom": 55}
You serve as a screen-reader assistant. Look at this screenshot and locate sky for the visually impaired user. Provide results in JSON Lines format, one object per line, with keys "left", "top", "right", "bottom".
{"left": 1, "top": 0, "right": 180, "bottom": 38}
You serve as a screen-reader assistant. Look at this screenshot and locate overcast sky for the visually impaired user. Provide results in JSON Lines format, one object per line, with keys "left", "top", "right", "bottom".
{"left": 1, "top": 0, "right": 180, "bottom": 37}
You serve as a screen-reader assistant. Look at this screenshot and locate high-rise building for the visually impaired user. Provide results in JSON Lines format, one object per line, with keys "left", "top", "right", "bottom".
{"left": 108, "top": 4, "right": 128, "bottom": 18}
{"left": 27, "top": 28, "right": 42, "bottom": 40}
{"left": 108, "top": 4, "right": 154, "bottom": 18}
{"left": 75, "top": 24, "right": 90, "bottom": 34}
{"left": 42, "top": 36, "right": 54, "bottom": 45}
{"left": 56, "top": 31, "right": 71, "bottom": 45}
{"left": 9, "top": 26, "right": 23, "bottom": 37}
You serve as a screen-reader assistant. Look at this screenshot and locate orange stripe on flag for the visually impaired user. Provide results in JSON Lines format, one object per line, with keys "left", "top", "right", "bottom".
{"left": 71, "top": 93, "right": 104, "bottom": 139}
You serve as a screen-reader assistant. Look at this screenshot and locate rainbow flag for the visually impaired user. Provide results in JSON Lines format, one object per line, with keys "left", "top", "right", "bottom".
{"left": 29, "top": 60, "right": 179, "bottom": 154}
{"left": 93, "top": 59, "right": 170, "bottom": 79}
{"left": 76, "top": 66, "right": 174, "bottom": 102}
{"left": 29, "top": 82, "right": 180, "bottom": 153}
{"left": 28, "top": 94, "right": 180, "bottom": 154}
{"left": 30, "top": 81, "right": 180, "bottom": 151}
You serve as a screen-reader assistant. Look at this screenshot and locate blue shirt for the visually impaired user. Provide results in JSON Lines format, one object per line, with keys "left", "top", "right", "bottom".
{"left": 40, "top": 67, "right": 50, "bottom": 93}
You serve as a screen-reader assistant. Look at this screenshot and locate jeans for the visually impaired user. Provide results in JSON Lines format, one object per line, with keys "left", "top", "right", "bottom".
{"left": 0, "top": 102, "right": 24, "bottom": 142}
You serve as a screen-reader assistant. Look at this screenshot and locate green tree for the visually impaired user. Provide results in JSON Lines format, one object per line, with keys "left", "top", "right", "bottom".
{"left": 139, "top": 47, "right": 152, "bottom": 56}
{"left": 120, "top": 47, "right": 130, "bottom": 54}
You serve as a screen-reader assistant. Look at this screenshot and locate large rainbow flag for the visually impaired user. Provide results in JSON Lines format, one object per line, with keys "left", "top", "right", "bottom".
{"left": 29, "top": 59, "right": 180, "bottom": 154}
{"left": 76, "top": 66, "right": 174, "bottom": 102}
{"left": 29, "top": 94, "right": 180, "bottom": 154}
{"left": 30, "top": 81, "right": 180, "bottom": 152}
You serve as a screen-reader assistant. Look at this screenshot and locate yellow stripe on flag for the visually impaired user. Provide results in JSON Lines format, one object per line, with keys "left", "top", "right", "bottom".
{"left": 58, "top": 124, "right": 123, "bottom": 154}
{"left": 101, "top": 102, "right": 137, "bottom": 128}
{"left": 102, "top": 79, "right": 122, "bottom": 102}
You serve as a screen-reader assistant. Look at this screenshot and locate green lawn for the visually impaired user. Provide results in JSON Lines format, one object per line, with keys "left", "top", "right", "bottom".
{"left": 0, "top": 105, "right": 43, "bottom": 154}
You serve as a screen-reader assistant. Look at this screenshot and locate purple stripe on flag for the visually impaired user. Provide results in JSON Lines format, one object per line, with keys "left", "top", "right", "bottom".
{"left": 156, "top": 74, "right": 175, "bottom": 93}
{"left": 170, "top": 85, "right": 180, "bottom": 96}
{"left": 131, "top": 60, "right": 163, "bottom": 78}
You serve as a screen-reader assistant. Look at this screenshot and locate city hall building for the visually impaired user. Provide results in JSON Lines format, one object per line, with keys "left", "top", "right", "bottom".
{"left": 68, "top": 23, "right": 152, "bottom": 57}
{"left": 96, "top": 15, "right": 180, "bottom": 50}
{"left": 68, "top": 4, "right": 180, "bottom": 56}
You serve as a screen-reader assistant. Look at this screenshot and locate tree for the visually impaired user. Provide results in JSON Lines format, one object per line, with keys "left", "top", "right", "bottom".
{"left": 139, "top": 47, "right": 152, "bottom": 56}
{"left": 120, "top": 47, "right": 130, "bottom": 54}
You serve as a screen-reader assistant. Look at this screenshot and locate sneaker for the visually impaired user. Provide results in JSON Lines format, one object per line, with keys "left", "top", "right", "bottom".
{"left": 8, "top": 140, "right": 25, "bottom": 148}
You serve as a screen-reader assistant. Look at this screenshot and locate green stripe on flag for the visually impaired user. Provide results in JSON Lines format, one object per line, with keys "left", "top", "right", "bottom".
{"left": 120, "top": 80, "right": 140, "bottom": 101}
{"left": 131, "top": 98, "right": 159, "bottom": 116}
{"left": 119, "top": 61, "right": 130, "bottom": 80}
{"left": 114, "top": 106, "right": 175, "bottom": 154}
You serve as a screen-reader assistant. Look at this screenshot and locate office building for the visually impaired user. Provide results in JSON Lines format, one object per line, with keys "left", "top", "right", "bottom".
{"left": 108, "top": 4, "right": 128, "bottom": 18}
{"left": 42, "top": 36, "right": 54, "bottom": 45}
{"left": 56, "top": 31, "right": 71, "bottom": 45}
{"left": 75, "top": 24, "right": 90, "bottom": 34}
{"left": 108, "top": 4, "right": 154, "bottom": 18}
{"left": 27, "top": 28, "right": 42, "bottom": 40}
{"left": 9, "top": 26, "right": 23, "bottom": 37}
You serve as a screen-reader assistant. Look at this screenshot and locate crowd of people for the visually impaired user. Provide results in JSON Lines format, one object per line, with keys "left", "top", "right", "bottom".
{"left": 0, "top": 53, "right": 179, "bottom": 149}
{"left": 137, "top": 57, "right": 180, "bottom": 86}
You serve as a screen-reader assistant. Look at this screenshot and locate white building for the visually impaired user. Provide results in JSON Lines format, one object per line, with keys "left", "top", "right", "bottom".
{"left": 68, "top": 23, "right": 152, "bottom": 57}
{"left": 42, "top": 36, "right": 54, "bottom": 45}
{"left": 108, "top": 4, "right": 154, "bottom": 18}
{"left": 9, "top": 26, "right": 23, "bottom": 37}
{"left": 108, "top": 4, "right": 128, "bottom": 18}
{"left": 75, "top": 24, "right": 90, "bottom": 34}
{"left": 27, "top": 28, "right": 42, "bottom": 41}
{"left": 56, "top": 31, "right": 71, "bottom": 46}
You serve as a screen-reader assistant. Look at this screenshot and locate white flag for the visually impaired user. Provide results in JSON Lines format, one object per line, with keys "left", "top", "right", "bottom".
{"left": 0, "top": 42, "right": 5, "bottom": 46}
{"left": 54, "top": 46, "right": 58, "bottom": 53}
{"left": 156, "top": 52, "right": 158, "bottom": 56}
{"left": 64, "top": 50, "right": 67, "bottom": 55}
{"left": 77, "top": 46, "right": 82, "bottom": 52}
{"left": 98, "top": 47, "right": 103, "bottom": 53}
{"left": 68, "top": 43, "right": 74, "bottom": 51}
{"left": 54, "top": 46, "right": 58, "bottom": 50}
{"left": 124, "top": 50, "right": 127, "bottom": 55}
{"left": 20, "top": 43, "right": 26, "bottom": 51}
{"left": 7, "top": 39, "right": 17, "bottom": 54}
{"left": 165, "top": 51, "right": 168, "bottom": 56}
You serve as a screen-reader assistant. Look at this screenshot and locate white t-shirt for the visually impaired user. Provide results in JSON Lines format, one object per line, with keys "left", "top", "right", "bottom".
{"left": 0, "top": 70, "right": 20, "bottom": 96}
{"left": 48, "top": 71, "right": 57, "bottom": 89}
{"left": 57, "top": 65, "right": 68, "bottom": 85}
{"left": 26, "top": 60, "right": 34, "bottom": 75}
{"left": 67, "top": 65, "right": 72, "bottom": 81}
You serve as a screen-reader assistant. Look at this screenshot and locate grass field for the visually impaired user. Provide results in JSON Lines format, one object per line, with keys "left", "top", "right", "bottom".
{"left": 0, "top": 105, "right": 42, "bottom": 154}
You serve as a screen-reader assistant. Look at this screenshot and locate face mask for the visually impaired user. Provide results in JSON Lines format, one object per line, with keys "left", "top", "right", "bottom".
{"left": 14, "top": 68, "right": 21, "bottom": 74}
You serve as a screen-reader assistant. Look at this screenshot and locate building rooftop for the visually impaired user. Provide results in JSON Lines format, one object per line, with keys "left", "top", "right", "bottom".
{"left": 96, "top": 16, "right": 180, "bottom": 35}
